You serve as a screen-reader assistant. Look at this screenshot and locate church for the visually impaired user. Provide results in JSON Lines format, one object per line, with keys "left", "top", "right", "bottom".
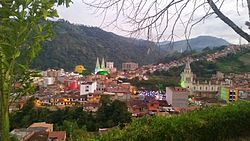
{"left": 95, "top": 57, "right": 117, "bottom": 75}
{"left": 180, "top": 59, "right": 223, "bottom": 98}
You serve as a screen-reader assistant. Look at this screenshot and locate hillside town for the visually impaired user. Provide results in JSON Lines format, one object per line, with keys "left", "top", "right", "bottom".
{"left": 11, "top": 44, "right": 250, "bottom": 113}
{"left": 9, "top": 44, "right": 250, "bottom": 140}
{"left": 3, "top": 1, "right": 250, "bottom": 140}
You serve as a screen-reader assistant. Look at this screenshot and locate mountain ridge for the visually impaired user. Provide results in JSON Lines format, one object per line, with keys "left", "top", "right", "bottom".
{"left": 158, "top": 35, "right": 230, "bottom": 52}
{"left": 31, "top": 20, "right": 231, "bottom": 71}
{"left": 31, "top": 20, "right": 164, "bottom": 71}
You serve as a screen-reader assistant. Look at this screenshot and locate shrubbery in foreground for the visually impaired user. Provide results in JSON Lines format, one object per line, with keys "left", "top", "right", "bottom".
{"left": 98, "top": 102, "right": 250, "bottom": 141}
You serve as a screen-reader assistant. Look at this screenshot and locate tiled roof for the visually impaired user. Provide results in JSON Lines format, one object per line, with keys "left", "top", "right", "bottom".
{"left": 48, "top": 131, "right": 66, "bottom": 141}
{"left": 27, "top": 131, "right": 48, "bottom": 141}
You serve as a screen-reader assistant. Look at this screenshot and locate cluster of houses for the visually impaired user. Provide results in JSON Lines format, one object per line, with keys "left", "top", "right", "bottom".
{"left": 22, "top": 57, "right": 198, "bottom": 117}
{"left": 11, "top": 44, "right": 250, "bottom": 118}
{"left": 11, "top": 122, "right": 66, "bottom": 141}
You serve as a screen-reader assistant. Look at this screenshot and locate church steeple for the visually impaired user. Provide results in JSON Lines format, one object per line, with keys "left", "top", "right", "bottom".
{"left": 96, "top": 57, "right": 100, "bottom": 69}
{"left": 101, "top": 58, "right": 105, "bottom": 68}
{"left": 180, "top": 57, "right": 193, "bottom": 88}
{"left": 184, "top": 58, "right": 191, "bottom": 73}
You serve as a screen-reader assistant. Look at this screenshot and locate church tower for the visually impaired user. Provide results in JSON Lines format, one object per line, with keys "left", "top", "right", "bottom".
{"left": 180, "top": 58, "right": 193, "bottom": 88}
{"left": 95, "top": 57, "right": 100, "bottom": 74}
{"left": 101, "top": 58, "right": 105, "bottom": 69}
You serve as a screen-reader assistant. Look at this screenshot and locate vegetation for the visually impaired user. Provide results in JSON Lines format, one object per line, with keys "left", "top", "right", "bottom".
{"left": 128, "top": 66, "right": 184, "bottom": 90}
{"left": 191, "top": 61, "right": 217, "bottom": 79}
{"left": 98, "top": 102, "right": 250, "bottom": 141}
{"left": 31, "top": 20, "right": 165, "bottom": 71}
{"left": 215, "top": 49, "right": 250, "bottom": 73}
{"left": 191, "top": 48, "right": 250, "bottom": 75}
{"left": 159, "top": 45, "right": 227, "bottom": 64}
{"left": 157, "top": 47, "right": 250, "bottom": 81}
{"left": 0, "top": 1, "right": 70, "bottom": 140}
{"left": 10, "top": 97, "right": 131, "bottom": 140}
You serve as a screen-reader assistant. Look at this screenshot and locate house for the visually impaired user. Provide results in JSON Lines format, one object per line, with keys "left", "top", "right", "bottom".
{"left": 80, "top": 81, "right": 97, "bottom": 95}
{"left": 48, "top": 92, "right": 86, "bottom": 108}
{"left": 122, "top": 62, "right": 138, "bottom": 71}
{"left": 64, "top": 79, "right": 79, "bottom": 91}
{"left": 10, "top": 129, "right": 35, "bottom": 141}
{"left": 157, "top": 100, "right": 173, "bottom": 112}
{"left": 87, "top": 93, "right": 101, "bottom": 103}
{"left": 48, "top": 131, "right": 66, "bottom": 141}
{"left": 10, "top": 122, "right": 66, "bottom": 141}
{"left": 127, "top": 100, "right": 148, "bottom": 117}
{"left": 27, "top": 131, "right": 48, "bottom": 141}
{"left": 28, "top": 122, "right": 53, "bottom": 132}
{"left": 83, "top": 103, "right": 100, "bottom": 113}
{"left": 220, "top": 87, "right": 239, "bottom": 102}
{"left": 43, "top": 77, "right": 55, "bottom": 87}
{"left": 147, "top": 100, "right": 160, "bottom": 115}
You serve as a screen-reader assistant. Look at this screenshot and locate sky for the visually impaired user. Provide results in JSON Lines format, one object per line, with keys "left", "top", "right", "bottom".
{"left": 56, "top": 0, "right": 250, "bottom": 44}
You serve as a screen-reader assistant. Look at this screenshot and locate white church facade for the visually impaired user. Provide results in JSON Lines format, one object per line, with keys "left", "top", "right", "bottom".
{"left": 180, "top": 59, "right": 225, "bottom": 97}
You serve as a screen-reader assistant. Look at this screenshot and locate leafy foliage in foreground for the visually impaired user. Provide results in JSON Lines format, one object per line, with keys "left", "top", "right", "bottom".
{"left": 98, "top": 102, "right": 250, "bottom": 141}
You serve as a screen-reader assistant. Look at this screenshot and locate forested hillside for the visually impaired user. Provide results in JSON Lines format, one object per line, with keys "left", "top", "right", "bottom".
{"left": 31, "top": 20, "right": 165, "bottom": 71}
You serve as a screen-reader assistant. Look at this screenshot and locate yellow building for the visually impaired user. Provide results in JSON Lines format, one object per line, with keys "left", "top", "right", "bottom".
{"left": 34, "top": 99, "right": 41, "bottom": 107}
{"left": 220, "top": 87, "right": 239, "bottom": 103}
{"left": 75, "top": 65, "right": 86, "bottom": 73}
{"left": 87, "top": 93, "right": 101, "bottom": 103}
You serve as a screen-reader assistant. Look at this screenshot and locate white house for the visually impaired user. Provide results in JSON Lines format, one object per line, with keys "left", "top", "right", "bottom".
{"left": 80, "top": 81, "right": 97, "bottom": 95}
{"left": 43, "top": 77, "right": 55, "bottom": 87}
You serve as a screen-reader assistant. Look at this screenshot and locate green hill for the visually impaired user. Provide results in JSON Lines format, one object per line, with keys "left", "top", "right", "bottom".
{"left": 179, "top": 48, "right": 250, "bottom": 78}
{"left": 31, "top": 20, "right": 165, "bottom": 71}
{"left": 161, "top": 47, "right": 250, "bottom": 79}
{"left": 214, "top": 48, "right": 250, "bottom": 73}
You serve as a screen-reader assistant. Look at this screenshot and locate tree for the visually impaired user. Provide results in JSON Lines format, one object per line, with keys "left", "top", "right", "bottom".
{"left": 0, "top": 1, "right": 71, "bottom": 141}
{"left": 83, "top": 0, "right": 250, "bottom": 48}
{"left": 97, "top": 97, "right": 131, "bottom": 128}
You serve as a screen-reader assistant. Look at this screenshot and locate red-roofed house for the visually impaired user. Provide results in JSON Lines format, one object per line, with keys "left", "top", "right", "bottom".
{"left": 48, "top": 131, "right": 66, "bottom": 141}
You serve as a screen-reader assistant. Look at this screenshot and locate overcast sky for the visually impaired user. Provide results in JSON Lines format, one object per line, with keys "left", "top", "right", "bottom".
{"left": 56, "top": 0, "right": 250, "bottom": 44}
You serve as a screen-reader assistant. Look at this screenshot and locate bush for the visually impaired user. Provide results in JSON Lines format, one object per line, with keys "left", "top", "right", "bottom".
{"left": 98, "top": 102, "right": 250, "bottom": 141}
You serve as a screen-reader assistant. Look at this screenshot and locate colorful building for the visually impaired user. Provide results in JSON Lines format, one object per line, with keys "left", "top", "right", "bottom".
{"left": 64, "top": 80, "right": 79, "bottom": 91}
{"left": 95, "top": 57, "right": 109, "bottom": 75}
{"left": 220, "top": 87, "right": 239, "bottom": 102}
{"left": 74, "top": 65, "right": 86, "bottom": 74}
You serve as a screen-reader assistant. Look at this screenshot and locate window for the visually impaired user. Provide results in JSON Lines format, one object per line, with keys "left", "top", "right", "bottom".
{"left": 200, "top": 87, "right": 202, "bottom": 90}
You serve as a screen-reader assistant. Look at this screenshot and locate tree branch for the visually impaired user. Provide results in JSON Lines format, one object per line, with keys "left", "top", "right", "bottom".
{"left": 207, "top": 0, "right": 250, "bottom": 42}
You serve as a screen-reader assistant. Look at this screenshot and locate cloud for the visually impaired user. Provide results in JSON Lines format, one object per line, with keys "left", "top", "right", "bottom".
{"left": 56, "top": 0, "right": 249, "bottom": 44}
